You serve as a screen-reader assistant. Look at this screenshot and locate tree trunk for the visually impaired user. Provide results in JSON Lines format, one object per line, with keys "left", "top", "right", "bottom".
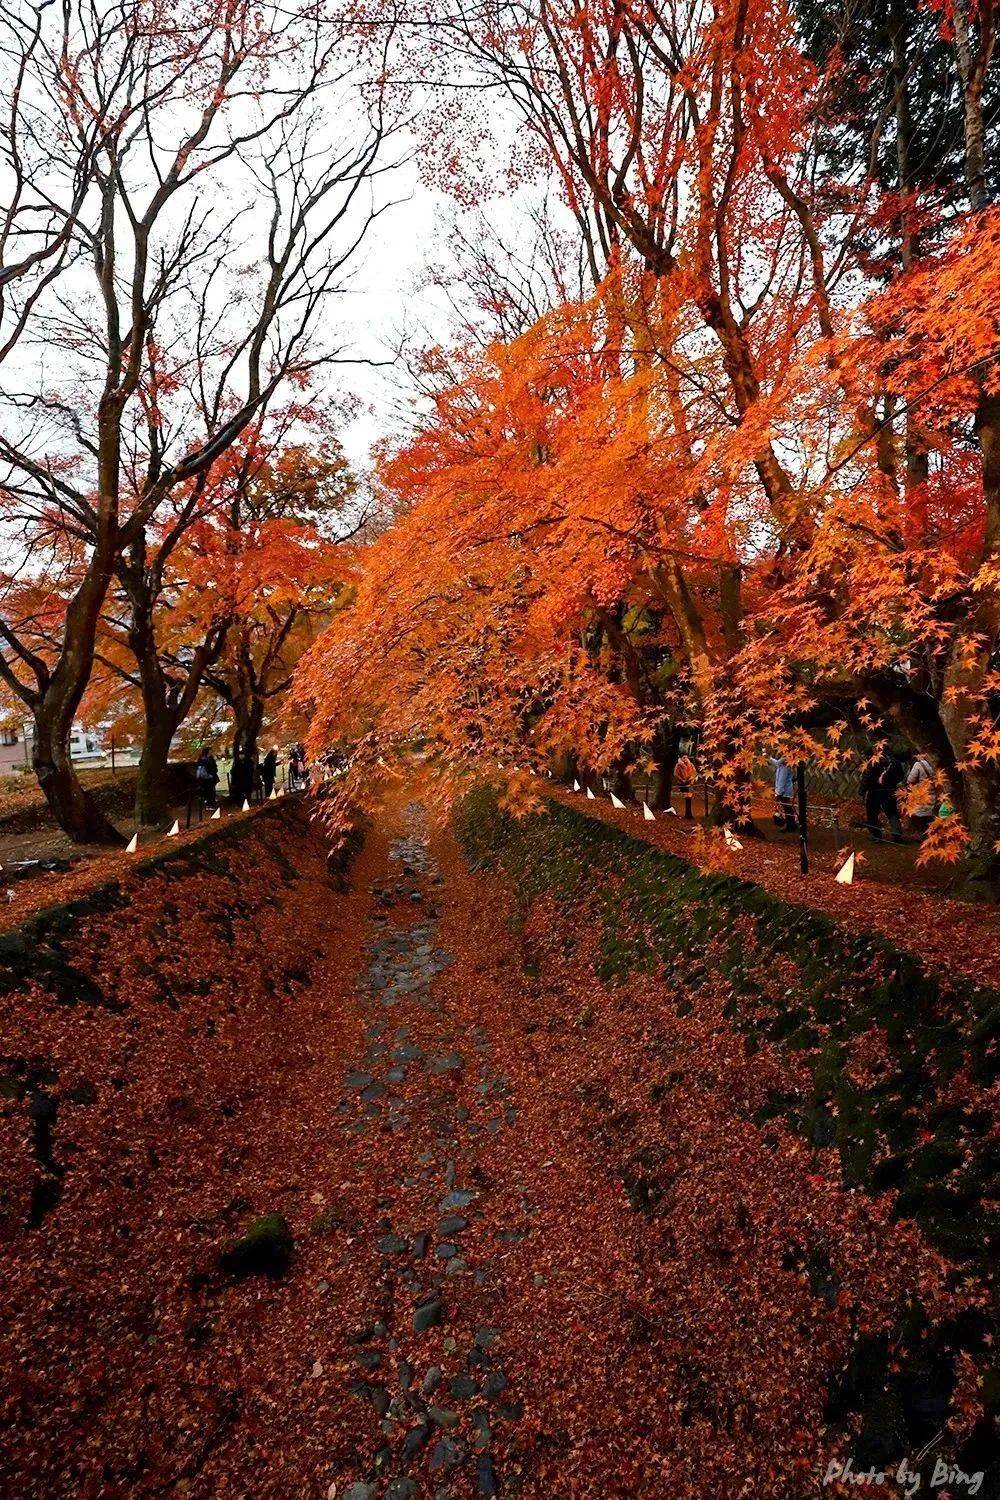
{"left": 954, "top": 766, "right": 1000, "bottom": 897}
{"left": 232, "top": 695, "right": 265, "bottom": 764}
{"left": 135, "top": 703, "right": 176, "bottom": 826}
{"left": 941, "top": 389, "right": 1000, "bottom": 894}
{"left": 650, "top": 724, "right": 680, "bottom": 809}
{"left": 130, "top": 608, "right": 178, "bottom": 826}
{"left": 610, "top": 762, "right": 634, "bottom": 802}
{"left": 952, "top": 0, "right": 990, "bottom": 214}
{"left": 32, "top": 699, "right": 123, "bottom": 845}
{"left": 29, "top": 550, "right": 124, "bottom": 846}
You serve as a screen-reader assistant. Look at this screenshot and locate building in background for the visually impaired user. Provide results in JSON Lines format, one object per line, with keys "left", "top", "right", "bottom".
{"left": 0, "top": 722, "right": 107, "bottom": 775}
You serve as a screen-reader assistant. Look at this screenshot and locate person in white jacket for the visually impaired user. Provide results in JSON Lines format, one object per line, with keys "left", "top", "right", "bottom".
{"left": 906, "top": 753, "right": 936, "bottom": 835}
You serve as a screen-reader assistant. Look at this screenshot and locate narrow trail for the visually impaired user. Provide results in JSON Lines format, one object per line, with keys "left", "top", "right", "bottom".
{"left": 294, "top": 789, "right": 783, "bottom": 1498}
{"left": 329, "top": 800, "right": 514, "bottom": 1497}
{"left": 260, "top": 787, "right": 682, "bottom": 1497}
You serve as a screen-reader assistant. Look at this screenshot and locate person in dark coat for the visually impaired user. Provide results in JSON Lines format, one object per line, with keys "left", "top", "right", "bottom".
{"left": 195, "top": 748, "right": 219, "bottom": 807}
{"left": 261, "top": 748, "right": 278, "bottom": 798}
{"left": 230, "top": 749, "right": 255, "bottom": 805}
{"left": 860, "top": 749, "right": 904, "bottom": 842}
{"left": 288, "top": 744, "right": 310, "bottom": 791}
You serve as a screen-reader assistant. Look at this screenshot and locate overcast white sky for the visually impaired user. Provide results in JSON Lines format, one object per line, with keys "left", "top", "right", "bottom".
{"left": 319, "top": 89, "right": 537, "bottom": 478}
{"left": 329, "top": 152, "right": 448, "bottom": 472}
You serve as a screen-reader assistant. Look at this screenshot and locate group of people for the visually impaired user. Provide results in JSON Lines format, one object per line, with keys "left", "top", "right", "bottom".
{"left": 859, "top": 747, "right": 937, "bottom": 842}
{"left": 766, "top": 747, "right": 940, "bottom": 843}
{"left": 193, "top": 744, "right": 309, "bottom": 808}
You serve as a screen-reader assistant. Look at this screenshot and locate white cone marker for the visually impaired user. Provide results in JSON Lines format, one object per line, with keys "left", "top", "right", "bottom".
{"left": 125, "top": 833, "right": 138, "bottom": 853}
{"left": 242, "top": 798, "right": 250, "bottom": 811}
{"left": 610, "top": 792, "right": 625, "bottom": 809}
{"left": 586, "top": 786, "right": 596, "bottom": 800}
{"left": 572, "top": 779, "right": 581, "bottom": 792}
{"left": 642, "top": 801, "right": 656, "bottom": 821}
{"left": 835, "top": 851, "right": 856, "bottom": 885}
{"left": 211, "top": 807, "right": 221, "bottom": 820}
{"left": 270, "top": 787, "right": 278, "bottom": 800}
{"left": 166, "top": 820, "right": 180, "bottom": 837}
{"left": 724, "top": 826, "right": 743, "bottom": 851}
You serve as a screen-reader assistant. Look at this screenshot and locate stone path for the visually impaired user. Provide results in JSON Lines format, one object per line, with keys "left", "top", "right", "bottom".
{"left": 336, "top": 804, "right": 520, "bottom": 1500}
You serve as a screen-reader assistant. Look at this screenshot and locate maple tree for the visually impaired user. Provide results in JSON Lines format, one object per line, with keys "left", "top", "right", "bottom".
{"left": 304, "top": 0, "right": 856, "bottom": 816}
{"left": 0, "top": 0, "right": 392, "bottom": 842}
{"left": 300, "top": 0, "right": 1000, "bottom": 891}
{"left": 84, "top": 436, "right": 355, "bottom": 822}
{"left": 198, "top": 443, "right": 358, "bottom": 765}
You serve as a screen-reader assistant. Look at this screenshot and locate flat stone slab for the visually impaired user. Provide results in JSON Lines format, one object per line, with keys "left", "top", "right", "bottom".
{"left": 427, "top": 1053, "right": 464, "bottom": 1074}
{"left": 439, "top": 1190, "right": 476, "bottom": 1211}
{"left": 438, "top": 1215, "right": 467, "bottom": 1234}
{"left": 413, "top": 1297, "right": 442, "bottom": 1333}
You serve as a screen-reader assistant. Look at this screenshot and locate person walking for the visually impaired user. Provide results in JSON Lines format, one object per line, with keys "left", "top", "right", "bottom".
{"left": 860, "top": 748, "right": 904, "bottom": 842}
{"left": 906, "top": 752, "right": 936, "bottom": 836}
{"left": 230, "top": 748, "right": 255, "bottom": 806}
{"left": 674, "top": 751, "right": 697, "bottom": 819}
{"left": 195, "top": 747, "right": 219, "bottom": 808}
{"left": 769, "top": 756, "right": 797, "bottom": 831}
{"left": 261, "top": 748, "right": 278, "bottom": 798}
{"left": 288, "top": 744, "right": 310, "bottom": 792}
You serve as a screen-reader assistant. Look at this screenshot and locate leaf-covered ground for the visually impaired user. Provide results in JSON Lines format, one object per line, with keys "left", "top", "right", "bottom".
{"left": 541, "top": 782, "right": 1000, "bottom": 991}
{"left": 0, "top": 763, "right": 200, "bottom": 876}
{"left": 0, "top": 784, "right": 995, "bottom": 1496}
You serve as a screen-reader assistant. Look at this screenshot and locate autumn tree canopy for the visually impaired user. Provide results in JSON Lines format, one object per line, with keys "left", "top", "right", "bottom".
{"left": 0, "top": 0, "right": 395, "bottom": 840}
{"left": 298, "top": 0, "right": 1000, "bottom": 892}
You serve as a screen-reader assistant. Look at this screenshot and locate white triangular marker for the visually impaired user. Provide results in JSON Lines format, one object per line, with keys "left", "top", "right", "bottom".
{"left": 664, "top": 806, "right": 677, "bottom": 815}
{"left": 270, "top": 787, "right": 278, "bottom": 800}
{"left": 610, "top": 792, "right": 625, "bottom": 809}
{"left": 125, "top": 833, "right": 138, "bottom": 853}
{"left": 642, "top": 801, "right": 655, "bottom": 821}
{"left": 572, "top": 780, "right": 581, "bottom": 792}
{"left": 724, "top": 826, "right": 743, "bottom": 851}
{"left": 211, "top": 807, "right": 221, "bottom": 820}
{"left": 835, "top": 851, "right": 856, "bottom": 885}
{"left": 166, "top": 820, "right": 179, "bottom": 837}
{"left": 242, "top": 798, "right": 250, "bottom": 811}
{"left": 586, "top": 787, "right": 596, "bottom": 800}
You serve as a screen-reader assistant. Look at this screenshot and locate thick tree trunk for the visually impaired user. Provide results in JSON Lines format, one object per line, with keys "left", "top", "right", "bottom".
{"left": 130, "top": 610, "right": 178, "bottom": 826}
{"left": 135, "top": 704, "right": 176, "bottom": 826}
{"left": 859, "top": 671, "right": 997, "bottom": 893}
{"left": 125, "top": 563, "right": 225, "bottom": 824}
{"left": 29, "top": 548, "right": 124, "bottom": 846}
{"left": 610, "top": 763, "right": 634, "bottom": 802}
{"left": 32, "top": 699, "right": 123, "bottom": 845}
{"left": 940, "top": 390, "right": 1000, "bottom": 894}
{"left": 650, "top": 724, "right": 680, "bottom": 810}
{"left": 709, "top": 780, "right": 763, "bottom": 836}
{"left": 953, "top": 767, "right": 1000, "bottom": 897}
{"left": 232, "top": 695, "right": 265, "bottom": 765}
